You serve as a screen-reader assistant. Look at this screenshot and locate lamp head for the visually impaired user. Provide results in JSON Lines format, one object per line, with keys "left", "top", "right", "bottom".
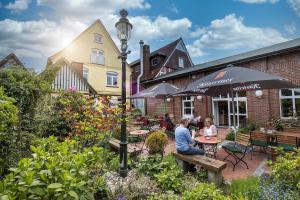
{"left": 115, "top": 9, "right": 132, "bottom": 41}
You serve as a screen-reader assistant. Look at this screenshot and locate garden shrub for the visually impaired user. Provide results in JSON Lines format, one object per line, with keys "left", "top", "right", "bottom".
{"left": 145, "top": 131, "right": 168, "bottom": 154}
{"left": 226, "top": 130, "right": 235, "bottom": 141}
{"left": 46, "top": 91, "right": 122, "bottom": 146}
{"left": 147, "top": 191, "right": 180, "bottom": 200}
{"left": 136, "top": 154, "right": 184, "bottom": 193}
{"left": 229, "top": 176, "right": 261, "bottom": 200}
{"left": 271, "top": 118, "right": 284, "bottom": 131}
{"left": 182, "top": 183, "right": 229, "bottom": 200}
{"left": 0, "top": 136, "right": 110, "bottom": 200}
{"left": 269, "top": 150, "right": 300, "bottom": 190}
{"left": 258, "top": 180, "right": 300, "bottom": 200}
{"left": 136, "top": 154, "right": 179, "bottom": 178}
{"left": 194, "top": 168, "right": 208, "bottom": 182}
{"left": 154, "top": 165, "right": 183, "bottom": 192}
{"left": 136, "top": 154, "right": 166, "bottom": 178}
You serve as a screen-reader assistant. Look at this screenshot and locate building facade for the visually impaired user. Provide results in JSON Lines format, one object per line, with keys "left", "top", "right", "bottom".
{"left": 48, "top": 19, "right": 131, "bottom": 96}
{"left": 0, "top": 53, "right": 25, "bottom": 69}
{"left": 135, "top": 38, "right": 300, "bottom": 127}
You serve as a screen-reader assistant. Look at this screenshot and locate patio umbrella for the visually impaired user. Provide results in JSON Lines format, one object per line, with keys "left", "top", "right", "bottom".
{"left": 129, "top": 81, "right": 179, "bottom": 99}
{"left": 129, "top": 81, "right": 180, "bottom": 114}
{"left": 175, "top": 65, "right": 296, "bottom": 136}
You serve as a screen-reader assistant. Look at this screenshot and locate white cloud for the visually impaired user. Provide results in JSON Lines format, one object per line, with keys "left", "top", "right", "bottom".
{"left": 288, "top": 0, "right": 300, "bottom": 16}
{"left": 187, "top": 14, "right": 287, "bottom": 57}
{"left": 284, "top": 22, "right": 296, "bottom": 34}
{"left": 169, "top": 3, "right": 179, "bottom": 14}
{"left": 237, "top": 0, "right": 278, "bottom": 3}
{"left": 5, "top": 0, "right": 31, "bottom": 12}
{"left": 0, "top": 19, "right": 87, "bottom": 59}
{"left": 129, "top": 16, "right": 191, "bottom": 41}
{"left": 37, "top": 0, "right": 151, "bottom": 21}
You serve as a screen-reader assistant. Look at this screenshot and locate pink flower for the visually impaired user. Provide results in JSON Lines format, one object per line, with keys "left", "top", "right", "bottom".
{"left": 69, "top": 86, "right": 76, "bottom": 92}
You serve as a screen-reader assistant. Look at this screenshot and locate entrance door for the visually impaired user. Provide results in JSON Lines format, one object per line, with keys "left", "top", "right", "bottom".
{"left": 213, "top": 101, "right": 229, "bottom": 126}
{"left": 212, "top": 92, "right": 247, "bottom": 127}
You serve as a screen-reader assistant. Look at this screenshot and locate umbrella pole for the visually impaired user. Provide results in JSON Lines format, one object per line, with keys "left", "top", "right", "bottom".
{"left": 230, "top": 87, "right": 237, "bottom": 139}
{"left": 164, "top": 99, "right": 167, "bottom": 115}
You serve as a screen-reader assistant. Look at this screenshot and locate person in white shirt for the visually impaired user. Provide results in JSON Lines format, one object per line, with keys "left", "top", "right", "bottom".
{"left": 203, "top": 117, "right": 217, "bottom": 137}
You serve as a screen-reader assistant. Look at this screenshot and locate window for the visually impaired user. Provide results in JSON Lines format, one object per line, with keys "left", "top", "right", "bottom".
{"left": 83, "top": 66, "right": 89, "bottom": 80}
{"left": 182, "top": 96, "right": 194, "bottom": 116}
{"left": 107, "top": 71, "right": 118, "bottom": 87}
{"left": 151, "top": 58, "right": 158, "bottom": 66}
{"left": 91, "top": 49, "right": 104, "bottom": 64}
{"left": 94, "top": 33, "right": 103, "bottom": 43}
{"left": 178, "top": 57, "right": 184, "bottom": 68}
{"left": 280, "top": 88, "right": 300, "bottom": 117}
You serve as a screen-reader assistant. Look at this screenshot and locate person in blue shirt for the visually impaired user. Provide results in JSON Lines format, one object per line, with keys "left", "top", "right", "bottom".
{"left": 175, "top": 118, "right": 204, "bottom": 155}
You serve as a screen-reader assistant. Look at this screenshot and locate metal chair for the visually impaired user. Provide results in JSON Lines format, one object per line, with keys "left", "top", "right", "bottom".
{"left": 222, "top": 133, "right": 251, "bottom": 171}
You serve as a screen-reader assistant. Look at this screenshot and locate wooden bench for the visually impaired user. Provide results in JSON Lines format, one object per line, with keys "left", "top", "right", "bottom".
{"left": 173, "top": 152, "right": 226, "bottom": 185}
{"left": 109, "top": 138, "right": 142, "bottom": 156}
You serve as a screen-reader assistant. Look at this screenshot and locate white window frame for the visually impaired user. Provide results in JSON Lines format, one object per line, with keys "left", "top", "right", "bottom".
{"left": 91, "top": 48, "right": 104, "bottom": 65}
{"left": 83, "top": 66, "right": 89, "bottom": 80}
{"left": 182, "top": 96, "right": 194, "bottom": 117}
{"left": 106, "top": 71, "right": 118, "bottom": 87}
{"left": 178, "top": 57, "right": 184, "bottom": 68}
{"left": 279, "top": 88, "right": 300, "bottom": 118}
{"left": 94, "top": 33, "right": 103, "bottom": 44}
{"left": 151, "top": 58, "right": 158, "bottom": 66}
{"left": 212, "top": 92, "right": 247, "bottom": 127}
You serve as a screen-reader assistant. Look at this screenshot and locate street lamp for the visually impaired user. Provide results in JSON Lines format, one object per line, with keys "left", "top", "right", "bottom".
{"left": 115, "top": 9, "right": 132, "bottom": 178}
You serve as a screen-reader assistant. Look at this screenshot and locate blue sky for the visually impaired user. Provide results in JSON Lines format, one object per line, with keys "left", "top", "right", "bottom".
{"left": 0, "top": 0, "right": 299, "bottom": 72}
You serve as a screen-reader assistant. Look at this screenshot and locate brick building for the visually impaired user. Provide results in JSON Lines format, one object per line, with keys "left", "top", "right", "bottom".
{"left": 130, "top": 38, "right": 300, "bottom": 127}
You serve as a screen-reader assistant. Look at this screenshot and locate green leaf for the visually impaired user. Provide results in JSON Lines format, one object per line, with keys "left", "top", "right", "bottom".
{"left": 47, "top": 183, "right": 63, "bottom": 189}
{"left": 0, "top": 195, "right": 9, "bottom": 200}
{"left": 68, "top": 191, "right": 79, "bottom": 200}
{"left": 30, "top": 187, "right": 46, "bottom": 196}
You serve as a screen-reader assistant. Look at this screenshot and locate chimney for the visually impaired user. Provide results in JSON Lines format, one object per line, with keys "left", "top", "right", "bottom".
{"left": 143, "top": 44, "right": 150, "bottom": 78}
{"left": 137, "top": 40, "right": 144, "bottom": 93}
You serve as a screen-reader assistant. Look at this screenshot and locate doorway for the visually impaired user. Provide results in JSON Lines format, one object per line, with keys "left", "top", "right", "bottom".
{"left": 213, "top": 101, "right": 229, "bottom": 126}
{"left": 212, "top": 93, "right": 248, "bottom": 127}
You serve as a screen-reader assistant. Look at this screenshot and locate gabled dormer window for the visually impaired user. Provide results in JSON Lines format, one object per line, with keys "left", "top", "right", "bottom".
{"left": 178, "top": 57, "right": 184, "bottom": 68}
{"left": 151, "top": 58, "right": 158, "bottom": 66}
{"left": 94, "top": 33, "right": 103, "bottom": 44}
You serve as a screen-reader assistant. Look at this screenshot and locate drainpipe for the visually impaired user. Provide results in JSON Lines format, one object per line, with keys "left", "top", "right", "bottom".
{"left": 137, "top": 40, "right": 144, "bottom": 93}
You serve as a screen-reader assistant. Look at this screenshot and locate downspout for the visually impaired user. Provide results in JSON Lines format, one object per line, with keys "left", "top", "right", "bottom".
{"left": 137, "top": 40, "right": 144, "bottom": 93}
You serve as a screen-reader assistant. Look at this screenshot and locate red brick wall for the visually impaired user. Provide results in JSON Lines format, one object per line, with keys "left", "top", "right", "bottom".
{"left": 143, "top": 50, "right": 300, "bottom": 125}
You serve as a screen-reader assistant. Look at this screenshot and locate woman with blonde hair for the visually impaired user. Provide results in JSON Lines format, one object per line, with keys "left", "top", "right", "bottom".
{"left": 203, "top": 117, "right": 217, "bottom": 137}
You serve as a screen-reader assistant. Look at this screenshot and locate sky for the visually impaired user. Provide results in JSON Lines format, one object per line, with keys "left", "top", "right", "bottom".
{"left": 0, "top": 0, "right": 299, "bottom": 72}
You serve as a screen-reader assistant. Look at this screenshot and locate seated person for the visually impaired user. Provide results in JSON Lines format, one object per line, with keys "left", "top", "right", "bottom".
{"left": 187, "top": 111, "right": 202, "bottom": 130}
{"left": 203, "top": 117, "right": 218, "bottom": 137}
{"left": 164, "top": 113, "right": 175, "bottom": 131}
{"left": 191, "top": 111, "right": 201, "bottom": 124}
{"left": 175, "top": 118, "right": 204, "bottom": 155}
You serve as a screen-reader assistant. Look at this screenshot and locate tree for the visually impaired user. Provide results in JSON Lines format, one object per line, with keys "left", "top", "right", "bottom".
{"left": 0, "top": 87, "right": 18, "bottom": 176}
{"left": 0, "top": 67, "right": 51, "bottom": 132}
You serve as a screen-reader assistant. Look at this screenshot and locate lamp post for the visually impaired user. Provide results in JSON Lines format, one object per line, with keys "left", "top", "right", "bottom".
{"left": 115, "top": 9, "right": 132, "bottom": 178}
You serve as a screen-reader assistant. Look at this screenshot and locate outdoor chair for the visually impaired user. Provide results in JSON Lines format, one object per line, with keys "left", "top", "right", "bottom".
{"left": 250, "top": 131, "right": 268, "bottom": 157}
{"left": 276, "top": 135, "right": 298, "bottom": 151}
{"left": 222, "top": 133, "right": 251, "bottom": 171}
